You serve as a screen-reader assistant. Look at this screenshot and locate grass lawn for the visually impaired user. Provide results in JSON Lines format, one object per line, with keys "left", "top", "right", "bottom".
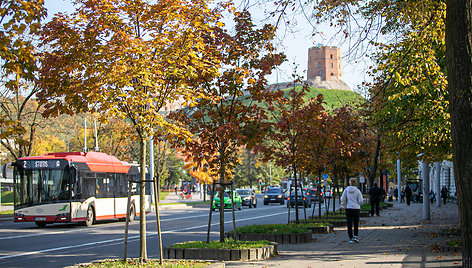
{"left": 171, "top": 239, "right": 272, "bottom": 249}
{"left": 1, "top": 191, "right": 13, "bottom": 205}
{"left": 159, "top": 191, "right": 170, "bottom": 201}
{"left": 84, "top": 259, "right": 211, "bottom": 267}
{"left": 0, "top": 210, "right": 13, "bottom": 215}
{"left": 234, "top": 224, "right": 309, "bottom": 234}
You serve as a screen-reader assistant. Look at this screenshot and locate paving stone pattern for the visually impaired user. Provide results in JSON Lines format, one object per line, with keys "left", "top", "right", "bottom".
{"left": 225, "top": 201, "right": 462, "bottom": 267}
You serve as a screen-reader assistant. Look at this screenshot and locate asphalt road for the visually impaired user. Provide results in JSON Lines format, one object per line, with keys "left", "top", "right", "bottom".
{"left": 0, "top": 197, "right": 333, "bottom": 268}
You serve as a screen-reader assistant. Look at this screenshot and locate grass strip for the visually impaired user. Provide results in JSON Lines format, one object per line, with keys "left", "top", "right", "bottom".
{"left": 233, "top": 223, "right": 309, "bottom": 234}
{"left": 85, "top": 259, "right": 210, "bottom": 268}
{"left": 171, "top": 239, "right": 272, "bottom": 249}
{"left": 1, "top": 191, "right": 13, "bottom": 205}
{"left": 0, "top": 210, "right": 13, "bottom": 215}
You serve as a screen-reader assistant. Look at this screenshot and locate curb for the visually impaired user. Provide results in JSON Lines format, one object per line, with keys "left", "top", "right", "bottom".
{"left": 225, "top": 232, "right": 312, "bottom": 244}
{"left": 164, "top": 243, "right": 278, "bottom": 261}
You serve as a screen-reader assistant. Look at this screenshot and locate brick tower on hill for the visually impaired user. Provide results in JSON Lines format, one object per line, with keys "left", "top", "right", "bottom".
{"left": 307, "top": 45, "right": 342, "bottom": 81}
{"left": 267, "top": 45, "right": 350, "bottom": 91}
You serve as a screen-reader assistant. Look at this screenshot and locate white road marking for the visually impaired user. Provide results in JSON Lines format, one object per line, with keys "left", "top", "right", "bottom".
{"left": 0, "top": 210, "right": 289, "bottom": 261}
{"left": 0, "top": 205, "right": 289, "bottom": 241}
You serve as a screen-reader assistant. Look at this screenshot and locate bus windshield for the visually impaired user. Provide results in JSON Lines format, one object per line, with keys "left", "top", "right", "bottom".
{"left": 14, "top": 168, "right": 71, "bottom": 208}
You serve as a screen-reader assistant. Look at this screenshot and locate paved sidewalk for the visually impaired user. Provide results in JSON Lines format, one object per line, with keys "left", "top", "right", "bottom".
{"left": 225, "top": 201, "right": 462, "bottom": 267}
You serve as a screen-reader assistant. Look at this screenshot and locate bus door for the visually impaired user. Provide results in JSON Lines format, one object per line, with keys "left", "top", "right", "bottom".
{"left": 95, "top": 173, "right": 114, "bottom": 220}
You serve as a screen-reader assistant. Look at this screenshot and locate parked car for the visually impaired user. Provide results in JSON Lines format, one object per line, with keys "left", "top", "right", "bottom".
{"left": 212, "top": 190, "right": 242, "bottom": 211}
{"left": 236, "top": 189, "right": 257, "bottom": 208}
{"left": 287, "top": 189, "right": 310, "bottom": 208}
{"left": 263, "top": 187, "right": 285, "bottom": 205}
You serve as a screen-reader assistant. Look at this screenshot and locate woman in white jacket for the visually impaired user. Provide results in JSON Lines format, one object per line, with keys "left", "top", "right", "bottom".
{"left": 341, "top": 178, "right": 363, "bottom": 243}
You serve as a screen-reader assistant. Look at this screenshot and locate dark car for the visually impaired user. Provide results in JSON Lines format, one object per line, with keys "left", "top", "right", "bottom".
{"left": 287, "top": 189, "right": 310, "bottom": 208}
{"left": 263, "top": 187, "right": 285, "bottom": 205}
{"left": 236, "top": 189, "right": 257, "bottom": 208}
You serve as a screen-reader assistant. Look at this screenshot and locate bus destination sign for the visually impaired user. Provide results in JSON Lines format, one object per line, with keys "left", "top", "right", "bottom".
{"left": 21, "top": 159, "right": 68, "bottom": 170}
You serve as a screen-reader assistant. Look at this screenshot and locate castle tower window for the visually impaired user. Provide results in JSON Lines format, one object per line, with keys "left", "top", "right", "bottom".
{"left": 319, "top": 71, "right": 322, "bottom": 76}
{"left": 331, "top": 73, "right": 334, "bottom": 76}
{"left": 318, "top": 63, "right": 321, "bottom": 67}
{"left": 330, "top": 63, "right": 333, "bottom": 67}
{"left": 330, "top": 54, "right": 333, "bottom": 59}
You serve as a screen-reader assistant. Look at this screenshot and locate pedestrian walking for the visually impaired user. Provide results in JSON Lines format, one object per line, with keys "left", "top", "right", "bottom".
{"left": 429, "top": 190, "right": 435, "bottom": 204}
{"left": 368, "top": 183, "right": 382, "bottom": 216}
{"left": 404, "top": 185, "right": 413, "bottom": 205}
{"left": 441, "top": 186, "right": 448, "bottom": 204}
{"left": 394, "top": 187, "right": 398, "bottom": 201}
{"left": 400, "top": 186, "right": 405, "bottom": 203}
{"left": 174, "top": 184, "right": 178, "bottom": 195}
{"left": 340, "top": 178, "right": 363, "bottom": 244}
{"left": 388, "top": 187, "right": 394, "bottom": 202}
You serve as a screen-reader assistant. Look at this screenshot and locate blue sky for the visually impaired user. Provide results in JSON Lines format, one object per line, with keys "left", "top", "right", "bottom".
{"left": 44, "top": 0, "right": 369, "bottom": 93}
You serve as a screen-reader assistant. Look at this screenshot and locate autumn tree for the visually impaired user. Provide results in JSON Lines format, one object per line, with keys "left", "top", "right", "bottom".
{"left": 0, "top": 0, "right": 47, "bottom": 160}
{"left": 39, "top": 0, "right": 223, "bottom": 261}
{"left": 323, "top": 105, "right": 366, "bottom": 213}
{"left": 233, "top": 149, "right": 287, "bottom": 188}
{"left": 282, "top": 0, "right": 471, "bottom": 264}
{"left": 259, "top": 84, "right": 326, "bottom": 223}
{"left": 170, "top": 10, "right": 285, "bottom": 242}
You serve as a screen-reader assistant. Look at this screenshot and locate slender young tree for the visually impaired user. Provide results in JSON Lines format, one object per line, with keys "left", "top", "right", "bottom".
{"left": 39, "top": 0, "right": 223, "bottom": 261}
{"left": 170, "top": 10, "right": 284, "bottom": 242}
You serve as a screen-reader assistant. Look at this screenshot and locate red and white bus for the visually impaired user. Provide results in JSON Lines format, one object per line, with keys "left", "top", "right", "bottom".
{"left": 12, "top": 152, "right": 151, "bottom": 227}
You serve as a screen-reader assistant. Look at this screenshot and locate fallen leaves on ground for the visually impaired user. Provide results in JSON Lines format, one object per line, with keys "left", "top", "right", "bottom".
{"left": 430, "top": 243, "right": 440, "bottom": 253}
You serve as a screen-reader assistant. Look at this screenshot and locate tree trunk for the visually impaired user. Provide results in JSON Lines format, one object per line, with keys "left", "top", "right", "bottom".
{"left": 293, "top": 165, "right": 299, "bottom": 224}
{"left": 207, "top": 181, "right": 216, "bottom": 243}
{"left": 446, "top": 1, "right": 472, "bottom": 266}
{"left": 139, "top": 138, "right": 147, "bottom": 261}
{"left": 231, "top": 183, "right": 237, "bottom": 240}
{"left": 219, "top": 177, "right": 225, "bottom": 242}
{"left": 368, "top": 137, "right": 381, "bottom": 188}
{"left": 152, "top": 172, "right": 163, "bottom": 264}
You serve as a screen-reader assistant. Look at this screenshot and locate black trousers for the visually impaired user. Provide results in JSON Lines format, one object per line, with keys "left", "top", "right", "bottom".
{"left": 345, "top": 209, "right": 360, "bottom": 239}
{"left": 370, "top": 200, "right": 380, "bottom": 216}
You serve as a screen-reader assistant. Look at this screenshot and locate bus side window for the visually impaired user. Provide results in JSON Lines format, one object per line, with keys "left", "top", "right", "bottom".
{"left": 107, "top": 173, "right": 116, "bottom": 198}
{"left": 96, "top": 173, "right": 107, "bottom": 198}
{"left": 117, "top": 174, "right": 127, "bottom": 197}
{"left": 83, "top": 177, "right": 95, "bottom": 199}
{"left": 82, "top": 171, "right": 96, "bottom": 199}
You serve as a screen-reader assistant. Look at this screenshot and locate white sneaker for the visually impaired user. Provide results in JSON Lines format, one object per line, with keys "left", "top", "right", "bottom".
{"left": 349, "top": 240, "right": 354, "bottom": 244}
{"left": 353, "top": 236, "right": 359, "bottom": 243}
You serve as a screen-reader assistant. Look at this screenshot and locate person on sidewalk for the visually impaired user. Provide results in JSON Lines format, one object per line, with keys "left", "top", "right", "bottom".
{"left": 429, "top": 190, "right": 435, "bottom": 204}
{"left": 404, "top": 184, "right": 413, "bottom": 205}
{"left": 388, "top": 187, "right": 394, "bottom": 202}
{"left": 340, "top": 178, "right": 363, "bottom": 244}
{"left": 368, "top": 183, "right": 382, "bottom": 216}
{"left": 441, "top": 186, "right": 448, "bottom": 204}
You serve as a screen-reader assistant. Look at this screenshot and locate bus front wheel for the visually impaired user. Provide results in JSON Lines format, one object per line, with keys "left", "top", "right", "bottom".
{"left": 85, "top": 206, "right": 95, "bottom": 227}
